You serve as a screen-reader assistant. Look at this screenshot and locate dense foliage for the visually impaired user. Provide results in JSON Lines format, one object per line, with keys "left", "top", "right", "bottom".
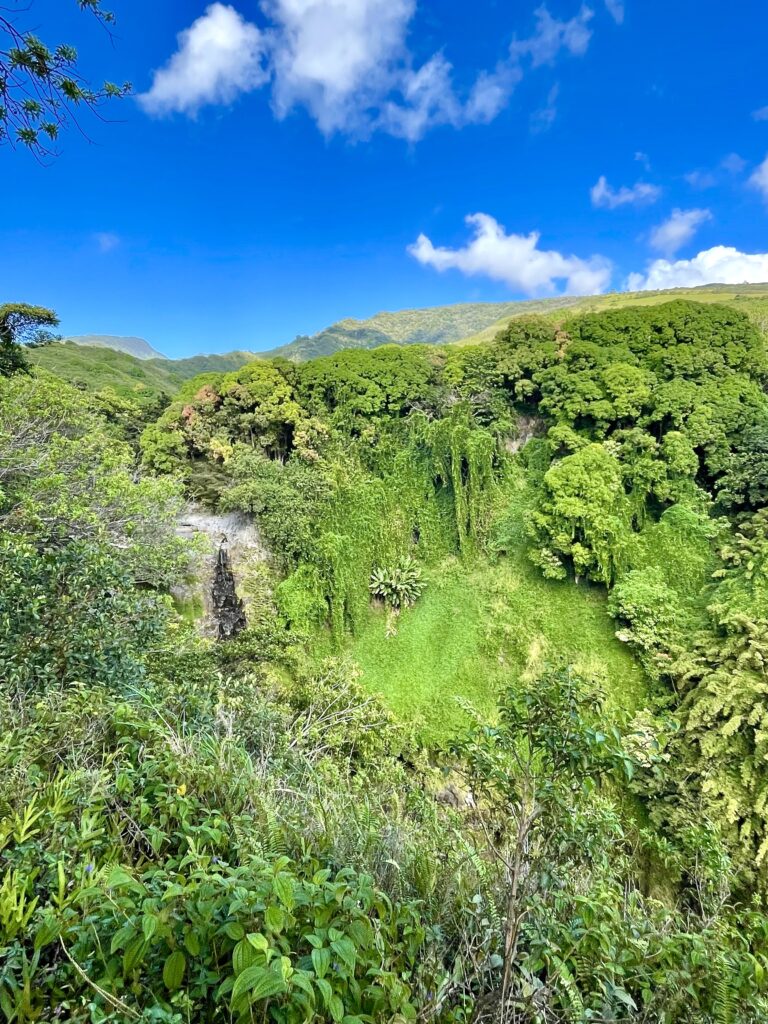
{"left": 4, "top": 298, "right": 768, "bottom": 1021}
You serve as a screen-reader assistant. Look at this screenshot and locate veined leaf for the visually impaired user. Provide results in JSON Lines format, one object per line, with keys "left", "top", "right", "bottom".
{"left": 163, "top": 950, "right": 186, "bottom": 991}
{"left": 230, "top": 965, "right": 286, "bottom": 1010}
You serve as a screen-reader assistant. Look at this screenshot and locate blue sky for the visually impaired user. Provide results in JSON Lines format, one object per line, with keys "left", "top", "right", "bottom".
{"left": 2, "top": 0, "right": 768, "bottom": 357}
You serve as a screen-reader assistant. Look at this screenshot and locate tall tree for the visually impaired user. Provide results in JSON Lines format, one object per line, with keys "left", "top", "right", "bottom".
{"left": 0, "top": 302, "right": 59, "bottom": 375}
{"left": 0, "top": 1, "right": 130, "bottom": 157}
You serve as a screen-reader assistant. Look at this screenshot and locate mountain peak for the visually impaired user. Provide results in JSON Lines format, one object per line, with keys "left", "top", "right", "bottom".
{"left": 63, "top": 334, "right": 167, "bottom": 361}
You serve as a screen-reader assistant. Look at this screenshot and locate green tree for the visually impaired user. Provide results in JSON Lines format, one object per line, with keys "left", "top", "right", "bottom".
{"left": 0, "top": 370, "right": 187, "bottom": 583}
{"left": 0, "top": 1, "right": 130, "bottom": 156}
{"left": 0, "top": 534, "right": 163, "bottom": 696}
{"left": 0, "top": 302, "right": 59, "bottom": 376}
{"left": 528, "top": 442, "right": 633, "bottom": 584}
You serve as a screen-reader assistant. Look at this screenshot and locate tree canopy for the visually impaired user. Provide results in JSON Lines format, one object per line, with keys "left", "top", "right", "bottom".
{"left": 0, "top": 1, "right": 130, "bottom": 157}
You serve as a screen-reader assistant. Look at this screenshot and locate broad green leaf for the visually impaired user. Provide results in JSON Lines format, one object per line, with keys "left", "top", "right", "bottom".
{"left": 110, "top": 923, "right": 135, "bottom": 955}
{"left": 230, "top": 965, "right": 286, "bottom": 1009}
{"left": 163, "top": 950, "right": 186, "bottom": 991}
{"left": 311, "top": 946, "right": 331, "bottom": 979}
{"left": 233, "top": 937, "right": 261, "bottom": 976}
{"left": 315, "top": 977, "right": 333, "bottom": 1008}
{"left": 331, "top": 936, "right": 356, "bottom": 972}
{"left": 123, "top": 936, "right": 148, "bottom": 975}
{"left": 273, "top": 872, "right": 295, "bottom": 910}
{"left": 107, "top": 867, "right": 144, "bottom": 892}
{"left": 265, "top": 905, "right": 285, "bottom": 934}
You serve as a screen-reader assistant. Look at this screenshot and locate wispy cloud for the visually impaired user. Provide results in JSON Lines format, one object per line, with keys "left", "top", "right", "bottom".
{"left": 604, "top": 0, "right": 624, "bottom": 24}
{"left": 509, "top": 5, "right": 594, "bottom": 67}
{"left": 721, "top": 152, "right": 746, "bottom": 174}
{"left": 408, "top": 212, "right": 612, "bottom": 295}
{"left": 590, "top": 175, "right": 661, "bottom": 209}
{"left": 684, "top": 170, "right": 717, "bottom": 190}
{"left": 634, "top": 151, "right": 651, "bottom": 171}
{"left": 753, "top": 106, "right": 768, "bottom": 122}
{"left": 628, "top": 245, "right": 768, "bottom": 291}
{"left": 684, "top": 154, "right": 746, "bottom": 190}
{"left": 139, "top": 2, "right": 603, "bottom": 141}
{"left": 649, "top": 208, "right": 712, "bottom": 257}
{"left": 93, "top": 232, "right": 121, "bottom": 253}
{"left": 531, "top": 83, "right": 560, "bottom": 132}
{"left": 749, "top": 154, "right": 768, "bottom": 202}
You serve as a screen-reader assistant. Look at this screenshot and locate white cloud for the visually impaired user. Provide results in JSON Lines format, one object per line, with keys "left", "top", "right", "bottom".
{"left": 138, "top": 3, "right": 268, "bottom": 115}
{"left": 684, "top": 169, "right": 717, "bottom": 189}
{"left": 93, "top": 232, "right": 120, "bottom": 253}
{"left": 634, "top": 150, "right": 651, "bottom": 171}
{"left": 139, "top": 2, "right": 601, "bottom": 140}
{"left": 721, "top": 152, "right": 746, "bottom": 174}
{"left": 649, "top": 208, "right": 712, "bottom": 257}
{"left": 604, "top": 0, "right": 624, "bottom": 24}
{"left": 753, "top": 106, "right": 768, "bottom": 122}
{"left": 510, "top": 5, "right": 594, "bottom": 67}
{"left": 627, "top": 245, "right": 768, "bottom": 291}
{"left": 530, "top": 83, "right": 560, "bottom": 132}
{"left": 263, "top": 0, "right": 415, "bottom": 135}
{"left": 380, "top": 55, "right": 464, "bottom": 141}
{"left": 749, "top": 154, "right": 768, "bottom": 202}
{"left": 590, "top": 175, "right": 661, "bottom": 209}
{"left": 464, "top": 64, "right": 523, "bottom": 124}
{"left": 685, "top": 154, "right": 746, "bottom": 190}
{"left": 408, "top": 213, "right": 612, "bottom": 295}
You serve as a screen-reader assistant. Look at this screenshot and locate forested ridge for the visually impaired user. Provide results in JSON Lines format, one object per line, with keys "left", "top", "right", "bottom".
{"left": 4, "top": 297, "right": 768, "bottom": 1022}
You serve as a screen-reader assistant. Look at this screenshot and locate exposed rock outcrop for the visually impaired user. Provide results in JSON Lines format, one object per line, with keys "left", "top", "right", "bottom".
{"left": 505, "top": 414, "right": 545, "bottom": 454}
{"left": 212, "top": 542, "right": 247, "bottom": 639}
{"left": 172, "top": 506, "right": 267, "bottom": 638}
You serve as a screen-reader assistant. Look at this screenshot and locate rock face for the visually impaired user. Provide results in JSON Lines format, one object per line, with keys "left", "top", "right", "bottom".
{"left": 173, "top": 506, "right": 267, "bottom": 638}
{"left": 505, "top": 414, "right": 545, "bottom": 455}
{"left": 212, "top": 542, "right": 247, "bottom": 639}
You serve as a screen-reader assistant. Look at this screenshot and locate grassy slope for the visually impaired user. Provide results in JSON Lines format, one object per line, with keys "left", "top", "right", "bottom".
{"left": 28, "top": 343, "right": 261, "bottom": 401}
{"left": 341, "top": 549, "right": 645, "bottom": 744}
{"left": 268, "top": 297, "right": 584, "bottom": 361}
{"left": 452, "top": 283, "right": 768, "bottom": 346}
{"left": 31, "top": 284, "right": 768, "bottom": 397}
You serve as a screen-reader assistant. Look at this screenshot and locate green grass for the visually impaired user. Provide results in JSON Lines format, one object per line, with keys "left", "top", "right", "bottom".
{"left": 451, "top": 283, "right": 768, "bottom": 347}
{"left": 28, "top": 343, "right": 262, "bottom": 402}
{"left": 342, "top": 549, "right": 647, "bottom": 744}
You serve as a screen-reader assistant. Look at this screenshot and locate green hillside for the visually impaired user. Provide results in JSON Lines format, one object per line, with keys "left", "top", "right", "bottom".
{"left": 452, "top": 282, "right": 768, "bottom": 346}
{"left": 8, "top": 297, "right": 768, "bottom": 1021}
{"left": 268, "top": 297, "right": 584, "bottom": 360}
{"left": 27, "top": 341, "right": 262, "bottom": 401}
{"left": 27, "top": 284, "right": 768, "bottom": 403}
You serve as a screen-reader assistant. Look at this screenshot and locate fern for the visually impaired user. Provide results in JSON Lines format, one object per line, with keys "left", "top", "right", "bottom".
{"left": 713, "top": 953, "right": 737, "bottom": 1024}
{"left": 460, "top": 839, "right": 502, "bottom": 937}
{"left": 551, "top": 956, "right": 585, "bottom": 1022}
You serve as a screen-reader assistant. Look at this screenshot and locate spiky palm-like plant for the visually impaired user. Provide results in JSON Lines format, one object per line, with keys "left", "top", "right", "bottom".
{"left": 369, "top": 556, "right": 426, "bottom": 610}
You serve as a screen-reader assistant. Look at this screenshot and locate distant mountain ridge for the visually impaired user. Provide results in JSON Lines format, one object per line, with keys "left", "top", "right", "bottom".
{"left": 65, "top": 334, "right": 167, "bottom": 361}
{"left": 267, "top": 298, "right": 584, "bottom": 361}
{"left": 32, "top": 284, "right": 768, "bottom": 402}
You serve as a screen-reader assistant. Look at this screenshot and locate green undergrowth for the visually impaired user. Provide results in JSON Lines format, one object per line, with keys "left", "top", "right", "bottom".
{"left": 330, "top": 550, "right": 647, "bottom": 744}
